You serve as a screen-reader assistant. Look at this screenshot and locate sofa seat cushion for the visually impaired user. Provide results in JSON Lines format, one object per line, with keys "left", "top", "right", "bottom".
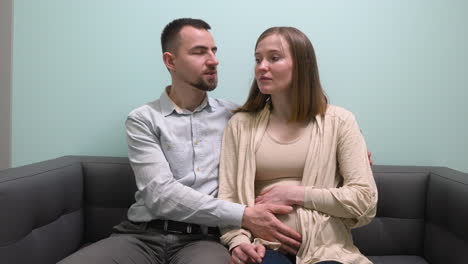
{"left": 368, "top": 255, "right": 428, "bottom": 264}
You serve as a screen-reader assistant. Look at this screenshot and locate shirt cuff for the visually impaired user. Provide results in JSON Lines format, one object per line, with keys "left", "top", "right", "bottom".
{"left": 218, "top": 201, "right": 246, "bottom": 228}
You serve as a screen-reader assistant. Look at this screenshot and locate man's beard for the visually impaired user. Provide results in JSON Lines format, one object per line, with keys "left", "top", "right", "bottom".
{"left": 191, "top": 77, "right": 217, "bottom": 91}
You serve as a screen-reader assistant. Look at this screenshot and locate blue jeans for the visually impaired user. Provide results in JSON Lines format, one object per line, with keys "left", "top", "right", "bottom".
{"left": 260, "top": 249, "right": 342, "bottom": 264}
{"left": 261, "top": 249, "right": 295, "bottom": 264}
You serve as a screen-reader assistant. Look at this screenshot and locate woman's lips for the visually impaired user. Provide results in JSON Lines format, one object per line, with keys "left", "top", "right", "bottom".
{"left": 259, "top": 76, "right": 272, "bottom": 81}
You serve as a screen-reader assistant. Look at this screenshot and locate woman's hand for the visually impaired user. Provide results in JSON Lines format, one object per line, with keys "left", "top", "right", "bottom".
{"left": 230, "top": 243, "right": 265, "bottom": 264}
{"left": 255, "top": 185, "right": 305, "bottom": 206}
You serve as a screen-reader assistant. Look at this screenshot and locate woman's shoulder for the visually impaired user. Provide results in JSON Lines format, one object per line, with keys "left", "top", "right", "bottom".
{"left": 225, "top": 111, "right": 260, "bottom": 134}
{"left": 229, "top": 111, "right": 256, "bottom": 124}
{"left": 324, "top": 104, "right": 356, "bottom": 122}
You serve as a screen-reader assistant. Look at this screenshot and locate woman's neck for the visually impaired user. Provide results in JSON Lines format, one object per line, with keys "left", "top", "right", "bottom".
{"left": 267, "top": 94, "right": 309, "bottom": 142}
{"left": 270, "top": 93, "right": 292, "bottom": 123}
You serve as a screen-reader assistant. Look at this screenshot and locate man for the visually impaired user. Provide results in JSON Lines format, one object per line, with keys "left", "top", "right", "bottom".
{"left": 59, "top": 18, "right": 301, "bottom": 264}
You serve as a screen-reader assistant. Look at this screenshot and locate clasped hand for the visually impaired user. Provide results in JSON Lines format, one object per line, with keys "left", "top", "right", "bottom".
{"left": 230, "top": 243, "right": 265, "bottom": 264}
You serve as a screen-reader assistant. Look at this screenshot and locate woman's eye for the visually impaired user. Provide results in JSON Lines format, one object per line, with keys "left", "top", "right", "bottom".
{"left": 271, "top": 56, "right": 280, "bottom": 62}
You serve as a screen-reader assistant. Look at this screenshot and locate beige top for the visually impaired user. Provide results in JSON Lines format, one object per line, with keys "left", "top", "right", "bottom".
{"left": 218, "top": 105, "right": 377, "bottom": 264}
{"left": 255, "top": 122, "right": 310, "bottom": 182}
{"left": 255, "top": 123, "right": 312, "bottom": 232}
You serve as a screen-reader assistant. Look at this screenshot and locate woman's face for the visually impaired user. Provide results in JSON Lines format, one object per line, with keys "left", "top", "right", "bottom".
{"left": 254, "top": 34, "right": 294, "bottom": 96}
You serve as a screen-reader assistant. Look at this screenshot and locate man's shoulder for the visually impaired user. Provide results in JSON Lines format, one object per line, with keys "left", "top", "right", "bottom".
{"left": 209, "top": 97, "right": 239, "bottom": 112}
{"left": 127, "top": 99, "right": 161, "bottom": 120}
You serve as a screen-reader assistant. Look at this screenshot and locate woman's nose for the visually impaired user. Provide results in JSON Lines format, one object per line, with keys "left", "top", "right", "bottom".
{"left": 257, "top": 60, "right": 269, "bottom": 71}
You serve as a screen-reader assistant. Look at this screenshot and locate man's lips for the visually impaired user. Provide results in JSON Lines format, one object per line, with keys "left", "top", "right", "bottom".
{"left": 204, "top": 71, "right": 217, "bottom": 79}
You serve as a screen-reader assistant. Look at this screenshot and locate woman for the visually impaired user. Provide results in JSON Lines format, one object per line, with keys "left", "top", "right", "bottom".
{"left": 218, "top": 27, "right": 377, "bottom": 264}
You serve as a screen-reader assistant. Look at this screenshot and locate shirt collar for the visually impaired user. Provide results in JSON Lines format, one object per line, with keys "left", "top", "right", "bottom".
{"left": 160, "top": 86, "right": 216, "bottom": 117}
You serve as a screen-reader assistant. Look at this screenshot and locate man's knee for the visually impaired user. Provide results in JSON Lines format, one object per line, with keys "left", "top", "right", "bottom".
{"left": 58, "top": 235, "right": 156, "bottom": 264}
{"left": 171, "top": 240, "right": 230, "bottom": 264}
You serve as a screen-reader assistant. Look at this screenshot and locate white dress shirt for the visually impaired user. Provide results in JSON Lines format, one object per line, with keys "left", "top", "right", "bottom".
{"left": 126, "top": 88, "right": 245, "bottom": 228}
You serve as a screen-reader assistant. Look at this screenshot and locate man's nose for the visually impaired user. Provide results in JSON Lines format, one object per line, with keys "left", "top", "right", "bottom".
{"left": 206, "top": 52, "right": 219, "bottom": 66}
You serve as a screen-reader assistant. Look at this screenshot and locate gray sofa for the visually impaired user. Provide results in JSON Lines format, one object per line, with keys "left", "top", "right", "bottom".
{"left": 0, "top": 156, "right": 467, "bottom": 264}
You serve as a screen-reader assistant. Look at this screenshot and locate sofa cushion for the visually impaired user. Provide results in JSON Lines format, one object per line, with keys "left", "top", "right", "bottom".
{"left": 353, "top": 166, "right": 430, "bottom": 256}
{"left": 368, "top": 255, "right": 428, "bottom": 264}
{"left": 424, "top": 168, "right": 468, "bottom": 263}
{"left": 0, "top": 156, "right": 83, "bottom": 264}
{"left": 79, "top": 156, "right": 136, "bottom": 243}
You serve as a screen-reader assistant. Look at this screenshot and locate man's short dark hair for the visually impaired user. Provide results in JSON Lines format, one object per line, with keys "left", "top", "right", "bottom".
{"left": 161, "top": 18, "right": 211, "bottom": 54}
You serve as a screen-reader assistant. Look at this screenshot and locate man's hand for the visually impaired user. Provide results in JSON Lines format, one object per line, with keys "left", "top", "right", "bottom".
{"left": 255, "top": 186, "right": 304, "bottom": 206}
{"left": 368, "top": 151, "right": 373, "bottom": 166}
{"left": 242, "top": 204, "right": 302, "bottom": 255}
{"left": 230, "top": 243, "right": 265, "bottom": 264}
{"left": 360, "top": 128, "right": 373, "bottom": 166}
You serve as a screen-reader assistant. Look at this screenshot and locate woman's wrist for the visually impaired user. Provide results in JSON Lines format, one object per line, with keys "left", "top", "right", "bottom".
{"left": 291, "top": 186, "right": 305, "bottom": 206}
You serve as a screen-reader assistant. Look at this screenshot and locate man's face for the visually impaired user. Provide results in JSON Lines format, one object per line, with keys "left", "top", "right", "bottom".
{"left": 171, "top": 26, "right": 219, "bottom": 91}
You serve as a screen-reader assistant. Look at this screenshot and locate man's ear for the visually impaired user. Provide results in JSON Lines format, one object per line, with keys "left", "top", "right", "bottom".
{"left": 163, "top": 52, "right": 176, "bottom": 72}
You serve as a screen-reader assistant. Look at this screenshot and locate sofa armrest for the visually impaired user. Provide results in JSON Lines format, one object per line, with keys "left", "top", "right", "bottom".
{"left": 0, "top": 156, "right": 84, "bottom": 264}
{"left": 424, "top": 167, "right": 468, "bottom": 263}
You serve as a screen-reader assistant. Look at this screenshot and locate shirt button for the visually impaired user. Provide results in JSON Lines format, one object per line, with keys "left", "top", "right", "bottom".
{"left": 197, "top": 168, "right": 202, "bottom": 172}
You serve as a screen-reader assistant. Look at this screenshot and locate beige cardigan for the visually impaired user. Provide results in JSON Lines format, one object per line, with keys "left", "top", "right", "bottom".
{"left": 218, "top": 105, "right": 377, "bottom": 264}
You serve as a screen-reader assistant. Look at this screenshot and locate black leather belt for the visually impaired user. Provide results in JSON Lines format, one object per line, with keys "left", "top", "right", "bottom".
{"left": 147, "top": 219, "right": 220, "bottom": 236}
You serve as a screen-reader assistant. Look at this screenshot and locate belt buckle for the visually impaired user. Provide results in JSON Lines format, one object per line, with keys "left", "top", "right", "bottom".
{"left": 163, "top": 220, "right": 190, "bottom": 234}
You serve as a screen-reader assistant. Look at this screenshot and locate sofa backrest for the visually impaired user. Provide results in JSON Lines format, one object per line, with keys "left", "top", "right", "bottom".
{"left": 0, "top": 156, "right": 84, "bottom": 264}
{"left": 352, "top": 166, "right": 431, "bottom": 256}
{"left": 79, "top": 156, "right": 136, "bottom": 243}
{"left": 79, "top": 156, "right": 436, "bottom": 258}
{"left": 78, "top": 156, "right": 441, "bottom": 257}
{"left": 423, "top": 168, "right": 468, "bottom": 263}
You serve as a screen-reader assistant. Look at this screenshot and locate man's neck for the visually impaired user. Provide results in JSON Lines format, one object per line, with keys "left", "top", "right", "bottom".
{"left": 167, "top": 85, "right": 207, "bottom": 112}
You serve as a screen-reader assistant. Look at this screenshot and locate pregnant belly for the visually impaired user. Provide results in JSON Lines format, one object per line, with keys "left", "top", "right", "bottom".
{"left": 255, "top": 178, "right": 302, "bottom": 233}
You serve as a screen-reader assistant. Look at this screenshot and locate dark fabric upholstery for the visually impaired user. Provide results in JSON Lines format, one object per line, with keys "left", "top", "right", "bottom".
{"left": 424, "top": 168, "right": 468, "bottom": 264}
{"left": 368, "top": 255, "right": 428, "bottom": 264}
{"left": 353, "top": 217, "right": 425, "bottom": 256}
{"left": 0, "top": 156, "right": 83, "bottom": 264}
{"left": 352, "top": 167, "right": 429, "bottom": 257}
{"left": 1, "top": 157, "right": 467, "bottom": 264}
{"left": 79, "top": 156, "right": 136, "bottom": 243}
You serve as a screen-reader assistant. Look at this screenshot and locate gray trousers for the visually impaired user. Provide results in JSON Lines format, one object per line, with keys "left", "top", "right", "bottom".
{"left": 58, "top": 221, "right": 230, "bottom": 264}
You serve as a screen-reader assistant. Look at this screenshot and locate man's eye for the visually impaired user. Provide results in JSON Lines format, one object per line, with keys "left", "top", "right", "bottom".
{"left": 192, "top": 50, "right": 205, "bottom": 55}
{"left": 255, "top": 58, "right": 261, "bottom": 64}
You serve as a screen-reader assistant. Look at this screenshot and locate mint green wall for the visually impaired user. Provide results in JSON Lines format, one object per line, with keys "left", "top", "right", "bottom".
{"left": 12, "top": 0, "right": 468, "bottom": 172}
